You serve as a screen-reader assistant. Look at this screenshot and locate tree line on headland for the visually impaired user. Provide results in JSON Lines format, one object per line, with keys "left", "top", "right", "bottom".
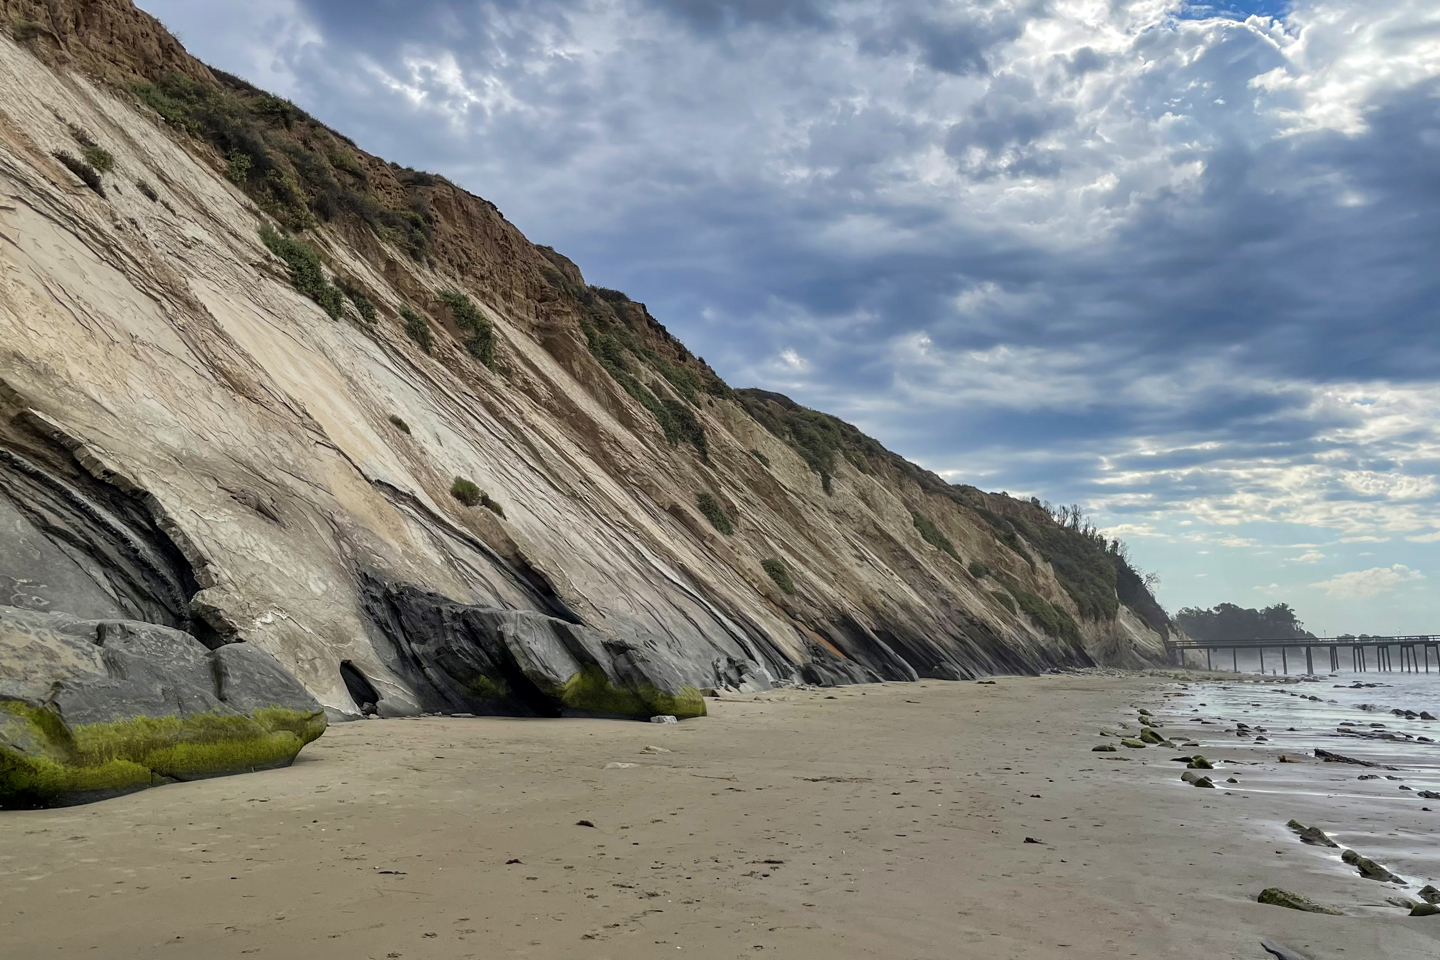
{"left": 1176, "top": 603, "right": 1314, "bottom": 642}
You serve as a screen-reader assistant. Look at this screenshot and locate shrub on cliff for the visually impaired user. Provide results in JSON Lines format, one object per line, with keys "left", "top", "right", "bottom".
{"left": 450, "top": 477, "right": 481, "bottom": 507}
{"left": 1010, "top": 588, "right": 1081, "bottom": 645}
{"left": 11, "top": 19, "right": 43, "bottom": 41}
{"left": 695, "top": 492, "right": 734, "bottom": 535}
{"left": 762, "top": 558, "right": 795, "bottom": 595}
{"left": 438, "top": 289, "right": 496, "bottom": 368}
{"left": 968, "top": 560, "right": 990, "bottom": 579}
{"left": 258, "top": 225, "right": 344, "bottom": 319}
{"left": 912, "top": 512, "right": 960, "bottom": 562}
{"left": 479, "top": 493, "right": 506, "bottom": 519}
{"left": 336, "top": 277, "right": 376, "bottom": 325}
{"left": 399, "top": 306, "right": 432, "bottom": 353}
{"left": 53, "top": 152, "right": 105, "bottom": 197}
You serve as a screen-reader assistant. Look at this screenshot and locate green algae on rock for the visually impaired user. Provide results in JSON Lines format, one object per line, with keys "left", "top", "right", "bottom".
{"left": 1, "top": 606, "right": 325, "bottom": 809}
{"left": 551, "top": 665, "right": 706, "bottom": 720}
{"left": 1257, "top": 888, "right": 1343, "bottom": 915}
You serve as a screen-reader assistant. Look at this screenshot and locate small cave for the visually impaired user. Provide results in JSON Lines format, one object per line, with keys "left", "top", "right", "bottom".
{"left": 340, "top": 660, "right": 381, "bottom": 716}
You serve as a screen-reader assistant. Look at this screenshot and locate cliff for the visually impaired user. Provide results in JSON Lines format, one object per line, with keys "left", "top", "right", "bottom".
{"left": 0, "top": 1, "right": 1170, "bottom": 732}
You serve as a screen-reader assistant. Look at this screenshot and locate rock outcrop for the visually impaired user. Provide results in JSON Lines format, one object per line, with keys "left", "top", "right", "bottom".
{"left": 0, "top": 0, "right": 1173, "bottom": 771}
{"left": 0, "top": 604, "right": 324, "bottom": 807}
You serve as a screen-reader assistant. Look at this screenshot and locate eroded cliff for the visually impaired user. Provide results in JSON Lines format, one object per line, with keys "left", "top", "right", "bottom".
{"left": 0, "top": 1, "right": 1170, "bottom": 731}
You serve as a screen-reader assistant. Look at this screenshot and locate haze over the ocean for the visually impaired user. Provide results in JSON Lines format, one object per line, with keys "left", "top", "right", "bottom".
{"left": 138, "top": 0, "right": 1440, "bottom": 636}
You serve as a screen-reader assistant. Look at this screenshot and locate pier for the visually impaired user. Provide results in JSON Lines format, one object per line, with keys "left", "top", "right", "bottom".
{"left": 1166, "top": 635, "right": 1440, "bottom": 674}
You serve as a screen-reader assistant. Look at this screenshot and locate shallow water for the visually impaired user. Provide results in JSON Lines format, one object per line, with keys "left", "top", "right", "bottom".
{"left": 1143, "top": 672, "right": 1440, "bottom": 906}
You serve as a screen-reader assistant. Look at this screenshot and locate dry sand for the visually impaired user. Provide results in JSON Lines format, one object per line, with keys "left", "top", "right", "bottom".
{"left": 2, "top": 676, "right": 1436, "bottom": 959}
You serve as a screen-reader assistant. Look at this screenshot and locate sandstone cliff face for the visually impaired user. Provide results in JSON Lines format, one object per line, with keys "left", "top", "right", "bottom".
{"left": 0, "top": 3, "right": 1169, "bottom": 722}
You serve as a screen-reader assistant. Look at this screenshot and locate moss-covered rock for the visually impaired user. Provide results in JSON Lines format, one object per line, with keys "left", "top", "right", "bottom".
{"left": 1187, "top": 756, "right": 1213, "bottom": 769}
{"left": 1092, "top": 744, "right": 1117, "bottom": 752}
{"left": 1, "top": 606, "right": 325, "bottom": 808}
{"left": 1139, "top": 727, "right": 1165, "bottom": 744}
{"left": 1121, "top": 738, "right": 1146, "bottom": 748}
{"left": 1257, "top": 888, "right": 1343, "bottom": 915}
{"left": 551, "top": 664, "right": 706, "bottom": 720}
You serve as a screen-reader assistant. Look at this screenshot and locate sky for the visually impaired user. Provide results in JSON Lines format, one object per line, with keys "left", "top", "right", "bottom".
{"left": 133, "top": 0, "right": 1440, "bottom": 636}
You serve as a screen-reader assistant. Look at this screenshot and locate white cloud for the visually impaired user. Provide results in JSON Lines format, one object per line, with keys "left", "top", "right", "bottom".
{"left": 1312, "top": 564, "right": 1425, "bottom": 599}
{"left": 1292, "top": 551, "right": 1325, "bottom": 563}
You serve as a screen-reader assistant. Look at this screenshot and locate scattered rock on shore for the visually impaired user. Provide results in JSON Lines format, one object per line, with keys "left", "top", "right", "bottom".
{"left": 1257, "top": 888, "right": 1343, "bottom": 915}
{"left": 1410, "top": 904, "right": 1440, "bottom": 917}
{"left": 1092, "top": 744, "right": 1116, "bottom": 752}
{"left": 1341, "top": 849, "right": 1404, "bottom": 883}
{"left": 1286, "top": 820, "right": 1339, "bottom": 848}
{"left": 1139, "top": 727, "right": 1165, "bottom": 744}
{"left": 1181, "top": 771, "right": 1215, "bottom": 788}
{"left": 1419, "top": 884, "right": 1440, "bottom": 905}
{"left": 1187, "top": 756, "right": 1214, "bottom": 770}
{"left": 1121, "top": 738, "right": 1146, "bottom": 748}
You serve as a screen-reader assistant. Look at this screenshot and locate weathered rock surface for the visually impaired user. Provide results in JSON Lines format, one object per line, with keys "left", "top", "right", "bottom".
{"left": 0, "top": 0, "right": 1174, "bottom": 739}
{"left": 1285, "top": 820, "right": 1339, "bottom": 848}
{"left": 1340, "top": 849, "right": 1404, "bottom": 884}
{"left": 0, "top": 604, "right": 324, "bottom": 807}
{"left": 357, "top": 574, "right": 706, "bottom": 719}
{"left": 1256, "top": 888, "right": 1343, "bottom": 915}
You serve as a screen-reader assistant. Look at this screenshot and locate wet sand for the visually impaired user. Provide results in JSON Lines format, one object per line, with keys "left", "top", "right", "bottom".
{"left": 2, "top": 676, "right": 1437, "bottom": 959}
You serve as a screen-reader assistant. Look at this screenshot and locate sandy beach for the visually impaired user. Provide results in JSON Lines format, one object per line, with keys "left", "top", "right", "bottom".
{"left": 2, "top": 675, "right": 1437, "bottom": 960}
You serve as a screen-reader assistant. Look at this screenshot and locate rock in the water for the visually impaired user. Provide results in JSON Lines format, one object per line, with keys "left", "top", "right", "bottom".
{"left": 1091, "top": 744, "right": 1117, "bottom": 752}
{"left": 1180, "top": 771, "right": 1214, "bottom": 787}
{"left": 1418, "top": 884, "right": 1440, "bottom": 905}
{"left": 1410, "top": 903, "right": 1440, "bottom": 917}
{"left": 1286, "top": 820, "right": 1339, "bottom": 848}
{"left": 1314, "top": 748, "right": 1379, "bottom": 767}
{"left": 1187, "top": 756, "right": 1214, "bottom": 770}
{"left": 1340, "top": 848, "right": 1404, "bottom": 883}
{"left": 0, "top": 605, "right": 324, "bottom": 808}
{"left": 1416, "top": 790, "right": 1440, "bottom": 800}
{"left": 1257, "top": 888, "right": 1343, "bottom": 915}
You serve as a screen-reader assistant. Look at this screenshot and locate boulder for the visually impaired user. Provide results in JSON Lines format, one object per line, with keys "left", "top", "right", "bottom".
{"left": 1121, "top": 738, "right": 1147, "bottom": 748}
{"left": 1091, "top": 744, "right": 1116, "bottom": 752}
{"left": 1139, "top": 727, "right": 1164, "bottom": 744}
{"left": 0, "top": 605, "right": 324, "bottom": 808}
{"left": 1256, "top": 888, "right": 1343, "bottom": 915}
{"left": 1418, "top": 885, "right": 1440, "bottom": 905}
{"left": 1187, "top": 756, "right": 1214, "bottom": 770}
{"left": 1410, "top": 904, "right": 1440, "bottom": 917}
{"left": 1286, "top": 820, "right": 1339, "bottom": 848}
{"left": 1340, "top": 849, "right": 1404, "bottom": 883}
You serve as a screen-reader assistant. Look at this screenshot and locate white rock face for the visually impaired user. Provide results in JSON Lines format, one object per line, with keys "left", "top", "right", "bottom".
{"left": 0, "top": 21, "right": 1169, "bottom": 718}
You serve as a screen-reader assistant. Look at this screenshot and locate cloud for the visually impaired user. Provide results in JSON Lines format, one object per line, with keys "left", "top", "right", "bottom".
{"left": 130, "top": 0, "right": 1440, "bottom": 628}
{"left": 1312, "top": 565, "right": 1426, "bottom": 599}
{"left": 1292, "top": 551, "right": 1325, "bottom": 563}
